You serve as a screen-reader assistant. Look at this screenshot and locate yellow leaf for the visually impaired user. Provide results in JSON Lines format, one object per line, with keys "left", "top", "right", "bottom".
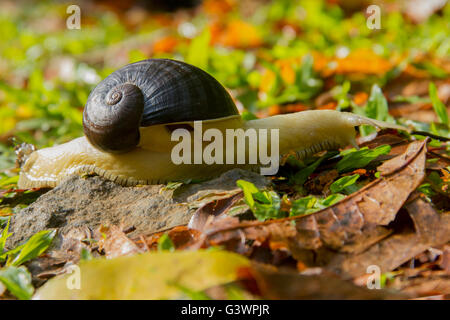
{"left": 34, "top": 250, "right": 249, "bottom": 300}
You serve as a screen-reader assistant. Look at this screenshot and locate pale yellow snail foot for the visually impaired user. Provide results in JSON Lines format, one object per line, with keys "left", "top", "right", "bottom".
{"left": 18, "top": 110, "right": 407, "bottom": 189}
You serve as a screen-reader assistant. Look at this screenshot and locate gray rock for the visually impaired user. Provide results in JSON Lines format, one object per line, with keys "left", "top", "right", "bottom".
{"left": 7, "top": 169, "right": 269, "bottom": 248}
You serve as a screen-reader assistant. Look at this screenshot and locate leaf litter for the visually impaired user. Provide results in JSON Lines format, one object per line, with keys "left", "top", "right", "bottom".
{"left": 1, "top": 0, "right": 450, "bottom": 300}
{"left": 29, "top": 133, "right": 449, "bottom": 299}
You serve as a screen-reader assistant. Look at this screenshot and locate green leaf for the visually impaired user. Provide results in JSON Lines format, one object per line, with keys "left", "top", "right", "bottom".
{"left": 0, "top": 266, "right": 34, "bottom": 300}
{"left": 332, "top": 80, "right": 351, "bottom": 110}
{"left": 392, "top": 95, "right": 430, "bottom": 104}
{"left": 417, "top": 183, "right": 435, "bottom": 197}
{"left": 237, "top": 180, "right": 259, "bottom": 208}
{"left": 291, "top": 157, "right": 323, "bottom": 185}
{"left": 252, "top": 190, "right": 272, "bottom": 204}
{"left": 290, "top": 196, "right": 321, "bottom": 217}
{"left": 224, "top": 283, "right": 250, "bottom": 300}
{"left": 0, "top": 216, "right": 10, "bottom": 228}
{"left": 294, "top": 54, "right": 322, "bottom": 98}
{"left": 337, "top": 145, "right": 391, "bottom": 173}
{"left": 237, "top": 180, "right": 283, "bottom": 221}
{"left": 241, "top": 111, "right": 258, "bottom": 121}
{"left": 330, "top": 174, "right": 360, "bottom": 193}
{"left": 252, "top": 191, "right": 282, "bottom": 221}
{"left": 0, "top": 243, "right": 24, "bottom": 263}
{"left": 186, "top": 28, "right": 211, "bottom": 70}
{"left": 290, "top": 193, "right": 347, "bottom": 217}
{"left": 429, "top": 82, "right": 449, "bottom": 125}
{"left": 128, "top": 49, "right": 148, "bottom": 64}
{"left": 157, "top": 233, "right": 175, "bottom": 252}
{"left": 426, "top": 171, "right": 448, "bottom": 195}
{"left": 171, "top": 283, "right": 212, "bottom": 300}
{"left": 321, "top": 193, "right": 346, "bottom": 206}
{"left": 291, "top": 151, "right": 338, "bottom": 185}
{"left": 8, "top": 230, "right": 56, "bottom": 267}
{"left": 366, "top": 84, "right": 389, "bottom": 120}
{"left": 0, "top": 174, "right": 19, "bottom": 188}
{"left": 161, "top": 181, "right": 184, "bottom": 192}
{"left": 360, "top": 84, "right": 392, "bottom": 136}
{"left": 417, "top": 62, "right": 448, "bottom": 79}
{"left": 80, "top": 248, "right": 93, "bottom": 261}
{"left": 0, "top": 217, "right": 12, "bottom": 257}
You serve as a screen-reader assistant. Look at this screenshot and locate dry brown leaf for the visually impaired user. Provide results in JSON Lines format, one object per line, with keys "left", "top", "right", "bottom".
{"left": 324, "top": 195, "right": 449, "bottom": 278}
{"left": 379, "top": 244, "right": 450, "bottom": 298}
{"left": 250, "top": 262, "right": 407, "bottom": 300}
{"left": 140, "top": 226, "right": 203, "bottom": 251}
{"left": 439, "top": 245, "right": 450, "bottom": 272}
{"left": 199, "top": 140, "right": 432, "bottom": 278}
{"left": 400, "top": 279, "right": 450, "bottom": 298}
{"left": 206, "top": 140, "right": 427, "bottom": 245}
{"left": 188, "top": 191, "right": 243, "bottom": 231}
{"left": 426, "top": 151, "right": 450, "bottom": 171}
{"left": 97, "top": 225, "right": 142, "bottom": 258}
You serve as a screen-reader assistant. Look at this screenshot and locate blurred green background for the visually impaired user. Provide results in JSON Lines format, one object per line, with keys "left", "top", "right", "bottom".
{"left": 0, "top": 0, "right": 449, "bottom": 173}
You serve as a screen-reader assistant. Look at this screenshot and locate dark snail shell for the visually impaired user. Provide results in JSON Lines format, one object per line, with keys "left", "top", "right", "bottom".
{"left": 83, "top": 59, "right": 239, "bottom": 153}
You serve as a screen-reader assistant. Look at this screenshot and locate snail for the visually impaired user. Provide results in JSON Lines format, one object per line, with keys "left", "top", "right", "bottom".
{"left": 18, "top": 59, "right": 406, "bottom": 189}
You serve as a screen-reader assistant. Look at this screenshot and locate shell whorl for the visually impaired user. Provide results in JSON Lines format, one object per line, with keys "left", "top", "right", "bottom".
{"left": 106, "top": 89, "right": 123, "bottom": 105}
{"left": 82, "top": 59, "right": 239, "bottom": 153}
{"left": 83, "top": 83, "right": 144, "bottom": 153}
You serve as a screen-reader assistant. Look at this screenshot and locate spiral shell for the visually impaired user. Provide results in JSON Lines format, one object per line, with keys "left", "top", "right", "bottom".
{"left": 83, "top": 59, "right": 239, "bottom": 153}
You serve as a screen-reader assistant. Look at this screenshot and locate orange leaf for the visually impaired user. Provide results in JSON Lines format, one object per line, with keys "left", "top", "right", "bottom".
{"left": 152, "top": 36, "right": 179, "bottom": 54}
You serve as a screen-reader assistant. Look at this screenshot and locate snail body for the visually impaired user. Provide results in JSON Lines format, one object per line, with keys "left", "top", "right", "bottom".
{"left": 18, "top": 59, "right": 405, "bottom": 188}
